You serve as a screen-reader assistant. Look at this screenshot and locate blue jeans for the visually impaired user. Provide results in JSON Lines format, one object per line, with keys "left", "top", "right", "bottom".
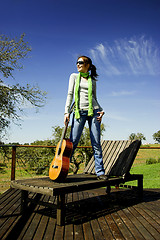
{"left": 70, "top": 109, "right": 105, "bottom": 176}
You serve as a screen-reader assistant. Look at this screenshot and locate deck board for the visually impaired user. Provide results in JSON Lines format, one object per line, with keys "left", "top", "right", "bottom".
{"left": 0, "top": 188, "right": 160, "bottom": 240}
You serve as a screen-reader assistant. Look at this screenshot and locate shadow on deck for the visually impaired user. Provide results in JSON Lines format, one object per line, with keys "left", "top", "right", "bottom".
{"left": 0, "top": 187, "right": 160, "bottom": 240}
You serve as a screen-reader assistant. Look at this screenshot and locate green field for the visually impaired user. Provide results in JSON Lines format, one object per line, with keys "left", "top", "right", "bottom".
{"left": 0, "top": 145, "right": 160, "bottom": 194}
{"left": 0, "top": 168, "right": 39, "bottom": 194}
{"left": 126, "top": 162, "right": 160, "bottom": 188}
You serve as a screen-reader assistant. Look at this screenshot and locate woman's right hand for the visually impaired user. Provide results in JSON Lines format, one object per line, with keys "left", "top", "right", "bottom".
{"left": 64, "top": 114, "right": 70, "bottom": 125}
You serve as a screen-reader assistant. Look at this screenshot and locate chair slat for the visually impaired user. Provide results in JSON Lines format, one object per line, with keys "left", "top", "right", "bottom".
{"left": 104, "top": 141, "right": 124, "bottom": 173}
{"left": 83, "top": 140, "right": 141, "bottom": 177}
{"left": 108, "top": 140, "right": 133, "bottom": 176}
{"left": 115, "top": 140, "right": 140, "bottom": 176}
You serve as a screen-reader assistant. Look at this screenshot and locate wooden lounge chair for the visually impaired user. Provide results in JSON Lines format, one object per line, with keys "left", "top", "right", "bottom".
{"left": 11, "top": 139, "right": 143, "bottom": 226}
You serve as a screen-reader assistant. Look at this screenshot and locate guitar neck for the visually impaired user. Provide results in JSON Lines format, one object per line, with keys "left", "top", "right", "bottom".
{"left": 57, "top": 102, "right": 75, "bottom": 155}
{"left": 61, "top": 122, "right": 68, "bottom": 143}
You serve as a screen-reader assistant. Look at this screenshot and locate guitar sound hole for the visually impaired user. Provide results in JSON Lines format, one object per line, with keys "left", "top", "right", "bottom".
{"left": 52, "top": 165, "right": 58, "bottom": 169}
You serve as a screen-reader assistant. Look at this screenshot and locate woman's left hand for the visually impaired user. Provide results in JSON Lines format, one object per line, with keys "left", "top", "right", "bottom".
{"left": 97, "top": 111, "right": 105, "bottom": 122}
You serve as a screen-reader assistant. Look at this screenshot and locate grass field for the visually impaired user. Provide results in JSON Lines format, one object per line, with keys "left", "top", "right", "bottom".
{"left": 127, "top": 162, "right": 160, "bottom": 188}
{"left": 0, "top": 168, "right": 39, "bottom": 194}
{"left": 126, "top": 144, "right": 160, "bottom": 188}
{"left": 0, "top": 145, "right": 160, "bottom": 194}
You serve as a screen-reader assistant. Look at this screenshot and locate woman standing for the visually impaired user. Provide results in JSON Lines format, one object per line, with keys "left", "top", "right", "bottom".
{"left": 64, "top": 56, "right": 107, "bottom": 180}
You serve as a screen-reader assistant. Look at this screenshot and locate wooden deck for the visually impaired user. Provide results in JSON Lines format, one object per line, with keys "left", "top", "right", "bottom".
{"left": 0, "top": 187, "right": 160, "bottom": 240}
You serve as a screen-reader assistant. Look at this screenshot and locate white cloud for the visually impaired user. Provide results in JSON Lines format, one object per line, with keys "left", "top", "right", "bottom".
{"left": 110, "top": 90, "right": 136, "bottom": 97}
{"left": 90, "top": 36, "right": 160, "bottom": 76}
{"left": 95, "top": 43, "right": 106, "bottom": 59}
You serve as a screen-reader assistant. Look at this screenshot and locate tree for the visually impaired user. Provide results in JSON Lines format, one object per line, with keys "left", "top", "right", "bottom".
{"left": 129, "top": 132, "right": 146, "bottom": 141}
{"left": 0, "top": 33, "right": 47, "bottom": 139}
{"left": 153, "top": 130, "right": 160, "bottom": 143}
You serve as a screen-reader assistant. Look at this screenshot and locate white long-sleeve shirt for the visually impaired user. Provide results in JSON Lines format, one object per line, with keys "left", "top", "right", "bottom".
{"left": 65, "top": 73, "right": 103, "bottom": 114}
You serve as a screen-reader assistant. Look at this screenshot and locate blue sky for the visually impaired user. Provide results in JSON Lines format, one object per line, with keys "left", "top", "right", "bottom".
{"left": 1, "top": 0, "right": 160, "bottom": 144}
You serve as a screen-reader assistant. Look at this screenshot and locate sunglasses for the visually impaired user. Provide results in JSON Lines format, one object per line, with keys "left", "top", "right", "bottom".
{"left": 76, "top": 61, "right": 85, "bottom": 65}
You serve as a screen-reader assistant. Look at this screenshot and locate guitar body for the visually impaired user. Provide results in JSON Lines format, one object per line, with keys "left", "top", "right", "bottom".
{"left": 49, "top": 138, "right": 73, "bottom": 181}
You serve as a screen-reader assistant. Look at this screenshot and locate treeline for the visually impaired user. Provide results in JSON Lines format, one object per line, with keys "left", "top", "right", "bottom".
{"left": 0, "top": 124, "right": 105, "bottom": 175}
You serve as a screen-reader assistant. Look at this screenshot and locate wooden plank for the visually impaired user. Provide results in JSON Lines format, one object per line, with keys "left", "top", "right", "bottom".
{"left": 143, "top": 201, "right": 160, "bottom": 217}
{"left": 40, "top": 217, "right": 56, "bottom": 240}
{"left": 0, "top": 188, "right": 13, "bottom": 201}
{"left": 23, "top": 208, "right": 44, "bottom": 239}
{"left": 73, "top": 192, "right": 84, "bottom": 240}
{"left": 0, "top": 190, "right": 41, "bottom": 240}
{"left": 109, "top": 140, "right": 132, "bottom": 176}
{"left": 118, "top": 209, "right": 145, "bottom": 240}
{"left": 84, "top": 190, "right": 105, "bottom": 240}
{"left": 83, "top": 222, "right": 94, "bottom": 240}
{"left": 111, "top": 211, "right": 135, "bottom": 239}
{"left": 0, "top": 188, "right": 160, "bottom": 239}
{"left": 32, "top": 215, "right": 50, "bottom": 240}
{"left": 86, "top": 191, "right": 113, "bottom": 239}
{"left": 104, "top": 214, "right": 125, "bottom": 239}
{"left": 140, "top": 202, "right": 160, "bottom": 226}
{"left": 0, "top": 189, "right": 20, "bottom": 213}
{"left": 103, "top": 141, "right": 118, "bottom": 171}
{"left": 93, "top": 140, "right": 110, "bottom": 174}
{"left": 31, "top": 195, "right": 52, "bottom": 240}
{"left": 64, "top": 223, "right": 74, "bottom": 240}
{"left": 104, "top": 140, "right": 125, "bottom": 175}
{"left": 0, "top": 215, "right": 21, "bottom": 240}
{"left": 0, "top": 195, "right": 21, "bottom": 239}
{"left": 120, "top": 140, "right": 141, "bottom": 175}
{"left": 132, "top": 205, "right": 160, "bottom": 239}
{"left": 83, "top": 140, "right": 110, "bottom": 174}
{"left": 74, "top": 222, "right": 84, "bottom": 239}
{"left": 124, "top": 206, "right": 155, "bottom": 240}
{"left": 10, "top": 175, "right": 105, "bottom": 196}
{"left": 17, "top": 197, "right": 45, "bottom": 240}
{"left": 8, "top": 194, "right": 42, "bottom": 240}
{"left": 92, "top": 188, "right": 124, "bottom": 240}
{"left": 11, "top": 174, "right": 142, "bottom": 199}
{"left": 97, "top": 216, "right": 114, "bottom": 240}
{"left": 54, "top": 225, "right": 64, "bottom": 240}
{"left": 90, "top": 218, "right": 104, "bottom": 239}
{"left": 87, "top": 189, "right": 114, "bottom": 240}
{"left": 84, "top": 140, "right": 141, "bottom": 177}
{"left": 0, "top": 191, "right": 20, "bottom": 220}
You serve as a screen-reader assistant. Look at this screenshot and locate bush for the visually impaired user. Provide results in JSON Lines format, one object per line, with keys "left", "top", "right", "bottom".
{"left": 146, "top": 158, "right": 157, "bottom": 165}
{"left": 157, "top": 158, "right": 160, "bottom": 163}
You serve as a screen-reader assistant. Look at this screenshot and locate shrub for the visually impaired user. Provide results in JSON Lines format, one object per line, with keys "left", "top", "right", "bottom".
{"left": 157, "top": 158, "right": 160, "bottom": 163}
{"left": 146, "top": 158, "right": 157, "bottom": 165}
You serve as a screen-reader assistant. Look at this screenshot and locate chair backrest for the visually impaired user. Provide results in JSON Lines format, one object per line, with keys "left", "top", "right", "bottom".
{"left": 83, "top": 140, "right": 141, "bottom": 177}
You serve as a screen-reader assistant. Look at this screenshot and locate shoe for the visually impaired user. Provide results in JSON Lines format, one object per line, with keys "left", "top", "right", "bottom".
{"left": 97, "top": 174, "right": 108, "bottom": 180}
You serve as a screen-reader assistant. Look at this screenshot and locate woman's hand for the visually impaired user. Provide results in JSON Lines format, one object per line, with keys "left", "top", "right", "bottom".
{"left": 97, "top": 111, "right": 104, "bottom": 122}
{"left": 64, "top": 113, "right": 70, "bottom": 125}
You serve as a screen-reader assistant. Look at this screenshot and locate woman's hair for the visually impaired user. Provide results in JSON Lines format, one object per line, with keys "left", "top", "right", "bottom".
{"left": 77, "top": 55, "right": 98, "bottom": 80}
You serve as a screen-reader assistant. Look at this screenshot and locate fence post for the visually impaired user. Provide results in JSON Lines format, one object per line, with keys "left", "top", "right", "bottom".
{"left": 11, "top": 146, "right": 16, "bottom": 181}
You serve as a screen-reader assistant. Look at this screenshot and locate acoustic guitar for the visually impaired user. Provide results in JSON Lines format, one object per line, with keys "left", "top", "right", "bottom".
{"left": 49, "top": 103, "right": 75, "bottom": 181}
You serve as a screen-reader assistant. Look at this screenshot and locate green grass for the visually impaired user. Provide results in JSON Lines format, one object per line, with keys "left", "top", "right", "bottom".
{"left": 0, "top": 168, "right": 42, "bottom": 194}
{"left": 126, "top": 162, "right": 160, "bottom": 188}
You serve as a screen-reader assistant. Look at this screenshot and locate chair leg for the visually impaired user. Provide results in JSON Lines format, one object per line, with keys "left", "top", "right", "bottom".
{"left": 137, "top": 175, "right": 143, "bottom": 199}
{"left": 106, "top": 185, "right": 111, "bottom": 195}
{"left": 21, "top": 190, "right": 28, "bottom": 214}
{"left": 57, "top": 194, "right": 65, "bottom": 226}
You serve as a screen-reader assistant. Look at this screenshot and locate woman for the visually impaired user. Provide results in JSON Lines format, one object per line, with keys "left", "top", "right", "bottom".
{"left": 64, "top": 56, "right": 107, "bottom": 180}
